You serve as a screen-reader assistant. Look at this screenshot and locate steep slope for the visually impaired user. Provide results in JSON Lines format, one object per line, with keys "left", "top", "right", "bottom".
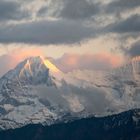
{"left": 0, "top": 56, "right": 61, "bottom": 130}
{"left": 0, "top": 56, "right": 140, "bottom": 131}
{"left": 0, "top": 56, "right": 99, "bottom": 130}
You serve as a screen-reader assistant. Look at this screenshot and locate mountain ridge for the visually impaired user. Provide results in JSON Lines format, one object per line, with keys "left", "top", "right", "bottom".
{"left": 0, "top": 109, "right": 140, "bottom": 140}
{"left": 0, "top": 56, "right": 140, "bottom": 130}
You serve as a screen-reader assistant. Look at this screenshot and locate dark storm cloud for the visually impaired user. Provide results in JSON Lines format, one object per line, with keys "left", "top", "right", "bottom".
{"left": 0, "top": 19, "right": 96, "bottom": 44}
{"left": 58, "top": 0, "right": 101, "bottom": 19}
{"left": 36, "top": 0, "right": 101, "bottom": 20}
{"left": 106, "top": 0, "right": 140, "bottom": 13}
{"left": 37, "top": 6, "right": 48, "bottom": 17}
{"left": 0, "top": 0, "right": 28, "bottom": 21}
{"left": 108, "top": 14, "right": 140, "bottom": 33}
{"left": 127, "top": 41, "right": 140, "bottom": 57}
{"left": 0, "top": 0, "right": 139, "bottom": 45}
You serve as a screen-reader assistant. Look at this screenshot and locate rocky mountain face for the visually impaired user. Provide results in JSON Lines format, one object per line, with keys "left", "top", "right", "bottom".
{"left": 0, "top": 109, "right": 140, "bottom": 140}
{"left": 0, "top": 56, "right": 140, "bottom": 131}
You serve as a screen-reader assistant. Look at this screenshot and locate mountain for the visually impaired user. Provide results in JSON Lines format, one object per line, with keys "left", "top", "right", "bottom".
{"left": 0, "top": 56, "right": 61, "bottom": 130}
{"left": 0, "top": 56, "right": 140, "bottom": 131}
{"left": 0, "top": 109, "right": 140, "bottom": 140}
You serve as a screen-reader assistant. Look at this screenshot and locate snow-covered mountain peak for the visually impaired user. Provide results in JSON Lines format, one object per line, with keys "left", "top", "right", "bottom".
{"left": 1, "top": 56, "right": 56, "bottom": 85}
{"left": 40, "top": 56, "right": 63, "bottom": 80}
{"left": 0, "top": 56, "right": 139, "bottom": 130}
{"left": 13, "top": 56, "right": 62, "bottom": 77}
{"left": 18, "top": 56, "right": 48, "bottom": 78}
{"left": 0, "top": 56, "right": 64, "bottom": 89}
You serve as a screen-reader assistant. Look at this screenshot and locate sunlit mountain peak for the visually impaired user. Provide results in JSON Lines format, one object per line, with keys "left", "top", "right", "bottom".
{"left": 5, "top": 56, "right": 63, "bottom": 85}
{"left": 40, "top": 56, "right": 61, "bottom": 74}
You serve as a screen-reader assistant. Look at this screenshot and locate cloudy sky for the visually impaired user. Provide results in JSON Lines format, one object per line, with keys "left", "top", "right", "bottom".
{"left": 0, "top": 0, "right": 140, "bottom": 76}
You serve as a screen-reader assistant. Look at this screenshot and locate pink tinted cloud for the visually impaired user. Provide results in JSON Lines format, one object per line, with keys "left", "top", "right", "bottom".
{"left": 0, "top": 49, "right": 124, "bottom": 77}
{"left": 53, "top": 53, "right": 123, "bottom": 72}
{"left": 0, "top": 48, "right": 44, "bottom": 76}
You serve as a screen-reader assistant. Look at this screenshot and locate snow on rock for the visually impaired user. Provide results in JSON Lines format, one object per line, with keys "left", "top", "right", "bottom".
{"left": 0, "top": 56, "right": 140, "bottom": 130}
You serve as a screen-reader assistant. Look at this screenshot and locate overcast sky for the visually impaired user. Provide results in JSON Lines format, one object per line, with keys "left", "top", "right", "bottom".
{"left": 0, "top": 0, "right": 140, "bottom": 75}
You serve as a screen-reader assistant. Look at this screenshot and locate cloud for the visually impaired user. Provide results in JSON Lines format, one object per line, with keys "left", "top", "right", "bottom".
{"left": 108, "top": 14, "right": 140, "bottom": 33}
{"left": 0, "top": 48, "right": 44, "bottom": 77}
{"left": 52, "top": 53, "right": 123, "bottom": 72}
{"left": 106, "top": 0, "right": 140, "bottom": 14}
{"left": 37, "top": 6, "right": 48, "bottom": 17}
{"left": 58, "top": 0, "right": 100, "bottom": 20}
{"left": 35, "top": 0, "right": 101, "bottom": 20}
{"left": 127, "top": 40, "right": 140, "bottom": 57}
{"left": 0, "top": 19, "right": 95, "bottom": 44}
{"left": 0, "top": 0, "right": 139, "bottom": 48}
{"left": 0, "top": 0, "right": 29, "bottom": 22}
{"left": 0, "top": 0, "right": 138, "bottom": 45}
{"left": 33, "top": 82, "right": 114, "bottom": 114}
{"left": 0, "top": 47, "right": 124, "bottom": 76}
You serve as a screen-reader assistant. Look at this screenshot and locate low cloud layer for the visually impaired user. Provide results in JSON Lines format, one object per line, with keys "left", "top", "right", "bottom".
{"left": 33, "top": 82, "right": 116, "bottom": 114}
{"left": 52, "top": 53, "right": 123, "bottom": 72}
